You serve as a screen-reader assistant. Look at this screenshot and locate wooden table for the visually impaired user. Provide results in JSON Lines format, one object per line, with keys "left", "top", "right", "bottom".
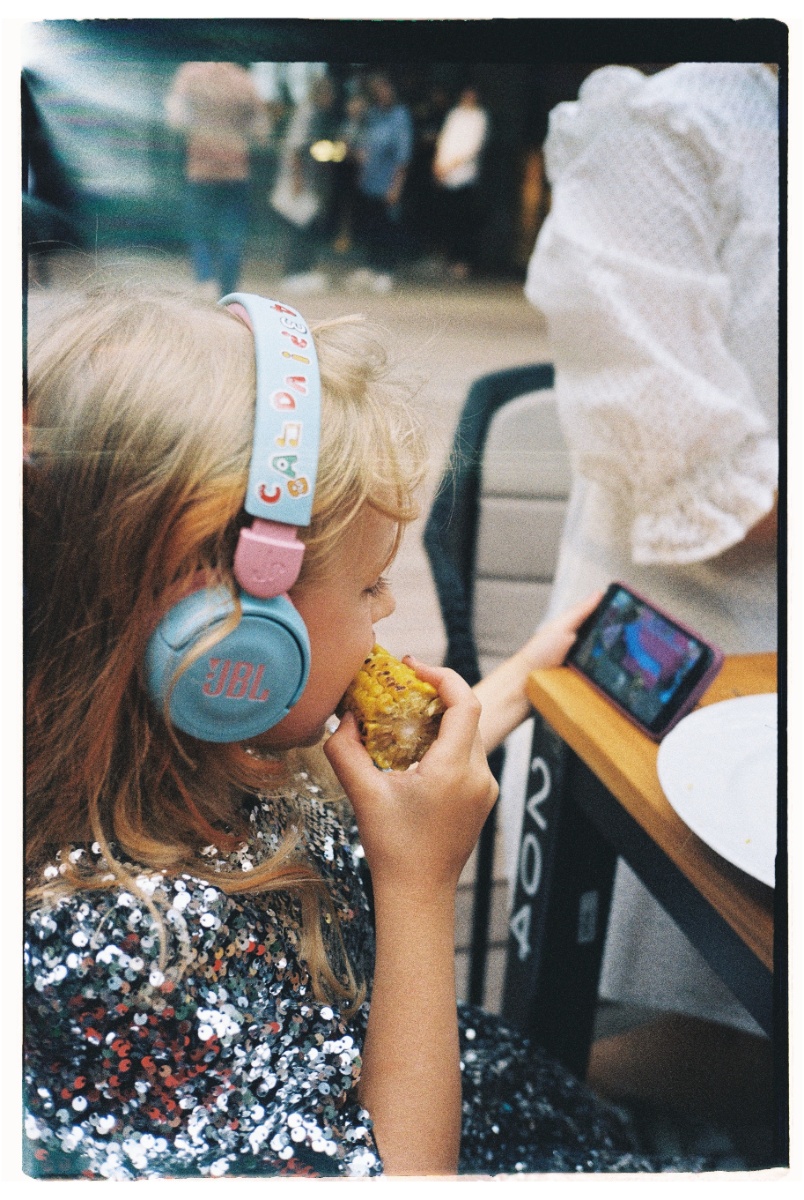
{"left": 500, "top": 653, "right": 779, "bottom": 1080}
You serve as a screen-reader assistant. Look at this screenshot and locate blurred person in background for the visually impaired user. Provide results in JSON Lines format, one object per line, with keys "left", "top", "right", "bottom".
{"left": 330, "top": 88, "right": 368, "bottom": 257}
{"left": 166, "top": 61, "right": 270, "bottom": 296}
{"left": 515, "top": 61, "right": 778, "bottom": 1112}
{"left": 348, "top": 73, "right": 413, "bottom": 293}
{"left": 270, "top": 74, "right": 340, "bottom": 295}
{"left": 432, "top": 85, "right": 489, "bottom": 280}
{"left": 404, "top": 82, "right": 452, "bottom": 264}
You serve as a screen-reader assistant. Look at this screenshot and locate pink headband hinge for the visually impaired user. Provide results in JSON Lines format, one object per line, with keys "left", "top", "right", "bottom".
{"left": 234, "top": 519, "right": 305, "bottom": 599}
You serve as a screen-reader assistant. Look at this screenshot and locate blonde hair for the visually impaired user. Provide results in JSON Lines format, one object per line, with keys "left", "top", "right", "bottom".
{"left": 25, "top": 279, "right": 426, "bottom": 1008}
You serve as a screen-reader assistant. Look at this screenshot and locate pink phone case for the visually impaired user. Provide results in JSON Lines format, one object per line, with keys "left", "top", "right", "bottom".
{"left": 565, "top": 582, "right": 725, "bottom": 741}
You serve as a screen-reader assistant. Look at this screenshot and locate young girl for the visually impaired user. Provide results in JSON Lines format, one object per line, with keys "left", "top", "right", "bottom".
{"left": 24, "top": 282, "right": 675, "bottom": 1179}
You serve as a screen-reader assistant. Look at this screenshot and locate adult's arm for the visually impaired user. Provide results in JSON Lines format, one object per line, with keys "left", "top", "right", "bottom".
{"left": 385, "top": 107, "right": 414, "bottom": 207}
{"left": 474, "top": 591, "right": 603, "bottom": 754}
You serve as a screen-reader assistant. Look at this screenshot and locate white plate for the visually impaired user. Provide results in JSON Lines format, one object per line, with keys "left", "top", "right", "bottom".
{"left": 656, "top": 694, "right": 777, "bottom": 888}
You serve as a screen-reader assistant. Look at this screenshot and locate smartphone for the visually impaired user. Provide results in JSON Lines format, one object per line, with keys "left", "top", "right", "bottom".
{"left": 564, "top": 582, "right": 724, "bottom": 741}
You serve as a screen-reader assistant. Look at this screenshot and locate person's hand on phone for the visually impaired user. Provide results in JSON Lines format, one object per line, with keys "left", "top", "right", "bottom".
{"left": 473, "top": 591, "right": 604, "bottom": 754}
{"left": 563, "top": 583, "right": 724, "bottom": 740}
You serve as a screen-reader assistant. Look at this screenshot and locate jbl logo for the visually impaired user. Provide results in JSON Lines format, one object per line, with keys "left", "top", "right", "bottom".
{"left": 202, "top": 659, "right": 271, "bottom": 701}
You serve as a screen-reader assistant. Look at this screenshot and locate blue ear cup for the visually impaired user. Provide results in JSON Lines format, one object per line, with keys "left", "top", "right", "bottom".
{"left": 144, "top": 586, "right": 310, "bottom": 743}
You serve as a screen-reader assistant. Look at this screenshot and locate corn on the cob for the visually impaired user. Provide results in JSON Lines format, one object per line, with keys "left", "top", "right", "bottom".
{"left": 337, "top": 645, "right": 445, "bottom": 770}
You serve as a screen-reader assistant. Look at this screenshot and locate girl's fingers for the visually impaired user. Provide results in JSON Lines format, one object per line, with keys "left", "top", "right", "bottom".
{"left": 402, "top": 659, "right": 483, "bottom": 761}
{"left": 326, "top": 665, "right": 488, "bottom": 798}
{"left": 323, "top": 711, "right": 380, "bottom": 794}
{"left": 468, "top": 726, "right": 500, "bottom": 804}
{"left": 327, "top": 679, "right": 498, "bottom": 886}
{"left": 401, "top": 656, "right": 471, "bottom": 697}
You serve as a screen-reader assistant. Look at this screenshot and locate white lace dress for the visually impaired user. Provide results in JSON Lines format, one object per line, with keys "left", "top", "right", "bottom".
{"left": 519, "top": 62, "right": 779, "bottom": 1033}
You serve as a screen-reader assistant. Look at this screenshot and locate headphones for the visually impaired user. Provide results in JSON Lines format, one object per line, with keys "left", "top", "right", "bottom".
{"left": 144, "top": 293, "right": 321, "bottom": 743}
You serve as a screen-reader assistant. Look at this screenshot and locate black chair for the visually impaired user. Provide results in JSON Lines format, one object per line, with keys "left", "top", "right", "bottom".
{"left": 424, "top": 362, "right": 573, "bottom": 1007}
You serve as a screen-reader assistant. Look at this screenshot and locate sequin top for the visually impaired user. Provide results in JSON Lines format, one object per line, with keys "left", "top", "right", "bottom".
{"left": 24, "top": 777, "right": 685, "bottom": 1178}
{"left": 25, "top": 783, "right": 380, "bottom": 1180}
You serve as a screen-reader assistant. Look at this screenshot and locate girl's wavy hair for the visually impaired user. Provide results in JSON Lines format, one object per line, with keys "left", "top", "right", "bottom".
{"left": 24, "top": 279, "right": 426, "bottom": 1012}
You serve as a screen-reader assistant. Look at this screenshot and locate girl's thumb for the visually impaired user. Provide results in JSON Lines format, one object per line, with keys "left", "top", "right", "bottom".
{"left": 324, "top": 711, "right": 375, "bottom": 788}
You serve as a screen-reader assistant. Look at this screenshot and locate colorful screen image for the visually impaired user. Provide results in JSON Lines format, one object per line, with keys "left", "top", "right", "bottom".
{"left": 571, "top": 588, "right": 705, "bottom": 727}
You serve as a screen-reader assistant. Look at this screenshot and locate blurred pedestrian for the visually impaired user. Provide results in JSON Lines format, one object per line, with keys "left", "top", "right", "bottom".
{"left": 166, "top": 62, "right": 269, "bottom": 296}
{"left": 270, "top": 75, "right": 339, "bottom": 295}
{"left": 405, "top": 83, "right": 451, "bottom": 259}
{"left": 348, "top": 73, "right": 413, "bottom": 292}
{"left": 330, "top": 90, "right": 368, "bottom": 256}
{"left": 432, "top": 86, "right": 489, "bottom": 279}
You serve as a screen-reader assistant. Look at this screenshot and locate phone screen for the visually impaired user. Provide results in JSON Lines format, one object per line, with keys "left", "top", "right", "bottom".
{"left": 566, "top": 584, "right": 717, "bottom": 736}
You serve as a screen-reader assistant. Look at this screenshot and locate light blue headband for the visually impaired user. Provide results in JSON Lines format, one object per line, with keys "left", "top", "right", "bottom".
{"left": 220, "top": 292, "right": 322, "bottom": 598}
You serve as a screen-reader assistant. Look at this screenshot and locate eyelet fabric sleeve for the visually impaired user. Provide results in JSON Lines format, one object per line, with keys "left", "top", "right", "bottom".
{"left": 526, "top": 63, "right": 778, "bottom": 566}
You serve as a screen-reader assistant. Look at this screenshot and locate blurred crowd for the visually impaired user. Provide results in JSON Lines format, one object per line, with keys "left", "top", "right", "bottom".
{"left": 163, "top": 61, "right": 494, "bottom": 297}
{"left": 23, "top": 55, "right": 514, "bottom": 296}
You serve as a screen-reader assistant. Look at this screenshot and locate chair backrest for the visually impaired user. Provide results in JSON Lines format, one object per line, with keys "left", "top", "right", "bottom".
{"left": 474, "top": 390, "right": 572, "bottom": 675}
{"left": 423, "top": 364, "right": 571, "bottom": 1009}
{"left": 424, "top": 362, "right": 560, "bottom": 690}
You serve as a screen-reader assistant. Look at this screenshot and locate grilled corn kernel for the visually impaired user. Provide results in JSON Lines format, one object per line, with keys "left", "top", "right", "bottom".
{"left": 337, "top": 645, "right": 445, "bottom": 770}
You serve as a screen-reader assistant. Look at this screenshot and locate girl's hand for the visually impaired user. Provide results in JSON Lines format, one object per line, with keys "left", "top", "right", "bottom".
{"left": 325, "top": 661, "right": 498, "bottom": 896}
{"left": 474, "top": 590, "right": 604, "bottom": 754}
